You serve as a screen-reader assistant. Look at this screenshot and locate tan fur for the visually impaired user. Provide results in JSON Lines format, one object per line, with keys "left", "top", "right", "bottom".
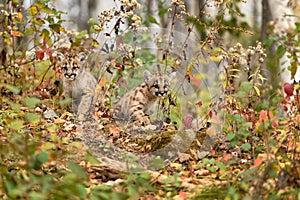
{"left": 114, "top": 71, "right": 176, "bottom": 125}
{"left": 57, "top": 52, "right": 97, "bottom": 120}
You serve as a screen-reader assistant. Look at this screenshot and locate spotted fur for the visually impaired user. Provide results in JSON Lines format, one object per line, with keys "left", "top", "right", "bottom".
{"left": 114, "top": 71, "right": 176, "bottom": 125}
{"left": 57, "top": 52, "right": 97, "bottom": 120}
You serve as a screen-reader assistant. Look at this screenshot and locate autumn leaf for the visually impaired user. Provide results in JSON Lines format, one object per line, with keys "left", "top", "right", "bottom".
{"left": 178, "top": 191, "right": 187, "bottom": 200}
{"left": 36, "top": 49, "right": 45, "bottom": 60}
{"left": 250, "top": 156, "right": 265, "bottom": 169}
{"left": 256, "top": 110, "right": 278, "bottom": 128}
{"left": 12, "top": 31, "right": 23, "bottom": 37}
{"left": 283, "top": 83, "right": 294, "bottom": 98}
{"left": 222, "top": 154, "right": 232, "bottom": 162}
{"left": 195, "top": 101, "right": 202, "bottom": 107}
{"left": 17, "top": 12, "right": 23, "bottom": 21}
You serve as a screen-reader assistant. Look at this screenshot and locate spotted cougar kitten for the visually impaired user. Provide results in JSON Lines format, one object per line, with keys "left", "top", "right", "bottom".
{"left": 57, "top": 52, "right": 97, "bottom": 120}
{"left": 114, "top": 71, "right": 176, "bottom": 125}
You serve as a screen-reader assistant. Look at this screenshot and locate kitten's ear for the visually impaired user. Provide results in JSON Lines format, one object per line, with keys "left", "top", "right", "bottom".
{"left": 78, "top": 52, "right": 86, "bottom": 63}
{"left": 169, "top": 72, "right": 176, "bottom": 82}
{"left": 56, "top": 52, "right": 64, "bottom": 63}
{"left": 144, "top": 71, "right": 152, "bottom": 83}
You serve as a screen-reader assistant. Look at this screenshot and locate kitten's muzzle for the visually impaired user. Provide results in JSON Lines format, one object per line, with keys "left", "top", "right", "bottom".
{"left": 156, "top": 91, "right": 167, "bottom": 97}
{"left": 64, "top": 73, "right": 77, "bottom": 79}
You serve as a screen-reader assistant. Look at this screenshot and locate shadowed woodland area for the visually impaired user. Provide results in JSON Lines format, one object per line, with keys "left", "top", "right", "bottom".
{"left": 0, "top": 0, "right": 300, "bottom": 199}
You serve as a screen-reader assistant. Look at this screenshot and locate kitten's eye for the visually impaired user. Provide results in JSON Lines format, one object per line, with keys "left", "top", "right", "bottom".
{"left": 62, "top": 66, "right": 68, "bottom": 71}
{"left": 72, "top": 64, "right": 79, "bottom": 70}
{"left": 164, "top": 85, "right": 169, "bottom": 89}
{"left": 153, "top": 84, "right": 159, "bottom": 89}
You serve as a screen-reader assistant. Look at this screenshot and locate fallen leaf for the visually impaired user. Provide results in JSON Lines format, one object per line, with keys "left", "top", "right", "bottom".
{"left": 250, "top": 156, "right": 265, "bottom": 169}
{"left": 223, "top": 154, "right": 232, "bottom": 162}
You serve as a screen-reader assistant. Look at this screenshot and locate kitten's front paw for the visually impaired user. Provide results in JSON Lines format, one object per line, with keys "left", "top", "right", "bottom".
{"left": 139, "top": 116, "right": 151, "bottom": 126}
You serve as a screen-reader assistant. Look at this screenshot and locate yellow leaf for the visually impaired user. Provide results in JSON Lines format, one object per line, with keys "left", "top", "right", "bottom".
{"left": 28, "top": 6, "right": 38, "bottom": 16}
{"left": 17, "top": 12, "right": 23, "bottom": 21}
{"left": 170, "top": 162, "right": 182, "bottom": 170}
{"left": 210, "top": 56, "right": 221, "bottom": 62}
{"left": 254, "top": 86, "right": 260, "bottom": 96}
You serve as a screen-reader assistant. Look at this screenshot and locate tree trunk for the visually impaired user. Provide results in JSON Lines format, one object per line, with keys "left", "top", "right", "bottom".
{"left": 261, "top": 0, "right": 272, "bottom": 42}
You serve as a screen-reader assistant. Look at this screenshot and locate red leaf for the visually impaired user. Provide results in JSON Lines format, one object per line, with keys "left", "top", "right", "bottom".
{"left": 209, "top": 110, "right": 213, "bottom": 118}
{"left": 36, "top": 49, "right": 45, "bottom": 60}
{"left": 195, "top": 101, "right": 202, "bottom": 107}
{"left": 43, "top": 37, "right": 47, "bottom": 48}
{"left": 190, "top": 75, "right": 201, "bottom": 87}
{"left": 284, "top": 83, "right": 294, "bottom": 97}
{"left": 45, "top": 48, "right": 54, "bottom": 61}
{"left": 45, "top": 48, "right": 53, "bottom": 56}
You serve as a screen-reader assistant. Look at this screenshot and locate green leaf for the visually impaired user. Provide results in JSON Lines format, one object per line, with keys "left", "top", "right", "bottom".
{"left": 216, "top": 162, "right": 226, "bottom": 170}
{"left": 41, "top": 7, "right": 53, "bottom": 14}
{"left": 290, "top": 60, "right": 298, "bottom": 80}
{"left": 37, "top": 0, "right": 50, "bottom": 3}
{"left": 47, "top": 124, "right": 59, "bottom": 132}
{"left": 252, "top": 136, "right": 260, "bottom": 141}
{"left": 7, "top": 101, "right": 21, "bottom": 112}
{"left": 5, "top": 84, "right": 20, "bottom": 94}
{"left": 49, "top": 24, "right": 61, "bottom": 33}
{"left": 85, "top": 151, "right": 100, "bottom": 165}
{"left": 32, "top": 151, "right": 49, "bottom": 170}
{"left": 24, "top": 29, "right": 34, "bottom": 36}
{"left": 226, "top": 132, "right": 235, "bottom": 141}
{"left": 8, "top": 120, "right": 24, "bottom": 130}
{"left": 88, "top": 18, "right": 97, "bottom": 24}
{"left": 76, "top": 30, "right": 88, "bottom": 40}
{"left": 58, "top": 98, "right": 72, "bottom": 106}
{"left": 241, "top": 82, "right": 251, "bottom": 92}
{"left": 238, "top": 129, "right": 250, "bottom": 137}
{"left": 76, "top": 184, "right": 87, "bottom": 198}
{"left": 25, "top": 113, "right": 41, "bottom": 123}
{"left": 264, "top": 37, "right": 275, "bottom": 48}
{"left": 67, "top": 162, "right": 87, "bottom": 179}
{"left": 149, "top": 157, "right": 165, "bottom": 169}
{"left": 243, "top": 122, "right": 253, "bottom": 129}
{"left": 22, "top": 97, "right": 41, "bottom": 109}
{"left": 41, "top": 142, "right": 56, "bottom": 150}
{"left": 148, "top": 15, "right": 159, "bottom": 25}
{"left": 232, "top": 114, "right": 244, "bottom": 123}
{"left": 30, "top": 192, "right": 46, "bottom": 200}
{"left": 206, "top": 166, "right": 216, "bottom": 172}
{"left": 276, "top": 45, "right": 286, "bottom": 58}
{"left": 241, "top": 143, "right": 251, "bottom": 151}
{"left": 41, "top": 28, "right": 50, "bottom": 38}
{"left": 159, "top": 7, "right": 170, "bottom": 17}
{"left": 37, "top": 151, "right": 49, "bottom": 164}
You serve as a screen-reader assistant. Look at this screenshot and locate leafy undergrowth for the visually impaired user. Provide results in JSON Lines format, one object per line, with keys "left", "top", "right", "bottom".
{"left": 1, "top": 79, "right": 300, "bottom": 199}
{"left": 1, "top": 0, "right": 300, "bottom": 199}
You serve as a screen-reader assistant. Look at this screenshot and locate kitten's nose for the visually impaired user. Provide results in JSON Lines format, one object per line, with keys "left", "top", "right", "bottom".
{"left": 64, "top": 74, "right": 76, "bottom": 79}
{"left": 156, "top": 92, "right": 166, "bottom": 97}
